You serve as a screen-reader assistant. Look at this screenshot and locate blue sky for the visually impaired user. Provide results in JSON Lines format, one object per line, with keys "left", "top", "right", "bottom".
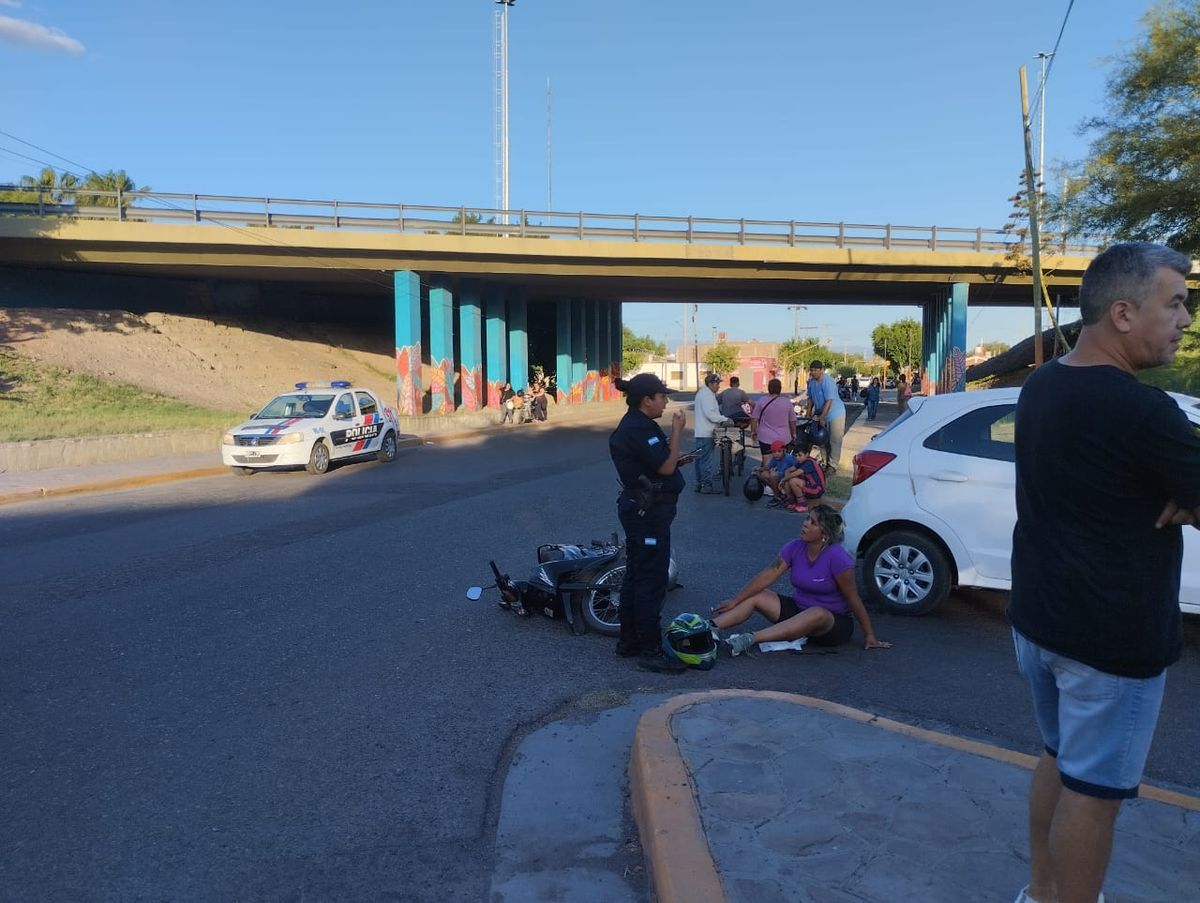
{"left": 0, "top": 0, "right": 1159, "bottom": 354}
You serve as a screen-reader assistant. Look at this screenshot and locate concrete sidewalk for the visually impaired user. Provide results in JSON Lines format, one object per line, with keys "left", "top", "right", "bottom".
{"left": 629, "top": 691, "right": 1200, "bottom": 903}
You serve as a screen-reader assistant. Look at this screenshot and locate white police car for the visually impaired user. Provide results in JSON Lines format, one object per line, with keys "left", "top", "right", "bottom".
{"left": 221, "top": 381, "right": 400, "bottom": 475}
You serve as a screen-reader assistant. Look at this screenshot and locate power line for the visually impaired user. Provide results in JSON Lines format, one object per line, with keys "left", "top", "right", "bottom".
{"left": 1028, "top": 0, "right": 1076, "bottom": 124}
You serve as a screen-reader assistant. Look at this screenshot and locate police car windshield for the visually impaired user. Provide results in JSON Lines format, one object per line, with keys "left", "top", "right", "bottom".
{"left": 256, "top": 394, "right": 334, "bottom": 419}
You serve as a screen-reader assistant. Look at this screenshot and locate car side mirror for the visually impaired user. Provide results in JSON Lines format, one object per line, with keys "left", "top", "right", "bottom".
{"left": 466, "top": 586, "right": 483, "bottom": 601}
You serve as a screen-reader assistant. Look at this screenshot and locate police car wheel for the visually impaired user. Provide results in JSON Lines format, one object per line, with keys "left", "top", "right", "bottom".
{"left": 305, "top": 440, "right": 331, "bottom": 475}
{"left": 377, "top": 431, "right": 398, "bottom": 463}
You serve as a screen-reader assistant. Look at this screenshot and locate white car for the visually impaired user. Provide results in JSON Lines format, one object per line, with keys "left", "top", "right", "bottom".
{"left": 843, "top": 388, "right": 1200, "bottom": 616}
{"left": 221, "top": 382, "right": 400, "bottom": 475}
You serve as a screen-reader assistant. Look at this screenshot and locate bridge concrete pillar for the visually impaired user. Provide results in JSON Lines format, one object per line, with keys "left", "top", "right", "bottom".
{"left": 584, "top": 300, "right": 600, "bottom": 402}
{"left": 597, "top": 301, "right": 612, "bottom": 400}
{"left": 458, "top": 279, "right": 483, "bottom": 411}
{"left": 485, "top": 287, "right": 508, "bottom": 407}
{"left": 556, "top": 299, "right": 573, "bottom": 404}
{"left": 507, "top": 292, "right": 529, "bottom": 391}
{"left": 943, "top": 283, "right": 969, "bottom": 393}
{"left": 429, "top": 277, "right": 455, "bottom": 414}
{"left": 570, "top": 299, "right": 586, "bottom": 403}
{"left": 611, "top": 303, "right": 623, "bottom": 396}
{"left": 394, "top": 270, "right": 423, "bottom": 416}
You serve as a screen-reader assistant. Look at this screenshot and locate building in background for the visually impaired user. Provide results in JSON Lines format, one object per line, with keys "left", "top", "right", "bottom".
{"left": 632, "top": 338, "right": 782, "bottom": 392}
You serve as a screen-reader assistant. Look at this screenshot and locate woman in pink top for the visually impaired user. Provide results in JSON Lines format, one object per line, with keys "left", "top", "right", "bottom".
{"left": 749, "top": 378, "right": 796, "bottom": 458}
{"left": 710, "top": 505, "right": 891, "bottom": 655}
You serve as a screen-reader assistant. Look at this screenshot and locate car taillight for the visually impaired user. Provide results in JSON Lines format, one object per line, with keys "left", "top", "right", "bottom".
{"left": 852, "top": 450, "right": 897, "bottom": 485}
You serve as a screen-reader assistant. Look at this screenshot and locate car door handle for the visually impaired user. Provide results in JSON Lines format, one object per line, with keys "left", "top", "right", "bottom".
{"left": 929, "top": 471, "right": 969, "bottom": 482}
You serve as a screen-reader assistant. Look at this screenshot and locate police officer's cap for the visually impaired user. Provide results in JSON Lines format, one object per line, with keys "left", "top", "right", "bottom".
{"left": 615, "top": 373, "right": 672, "bottom": 399}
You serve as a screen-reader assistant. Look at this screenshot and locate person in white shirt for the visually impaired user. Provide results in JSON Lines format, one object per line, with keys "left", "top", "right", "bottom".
{"left": 693, "top": 372, "right": 726, "bottom": 493}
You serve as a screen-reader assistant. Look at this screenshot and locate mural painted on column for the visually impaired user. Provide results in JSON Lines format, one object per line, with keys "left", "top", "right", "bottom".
{"left": 396, "top": 343, "right": 422, "bottom": 416}
{"left": 487, "top": 378, "right": 503, "bottom": 407}
{"left": 940, "top": 347, "right": 967, "bottom": 394}
{"left": 461, "top": 364, "right": 483, "bottom": 410}
{"left": 430, "top": 355, "right": 455, "bottom": 414}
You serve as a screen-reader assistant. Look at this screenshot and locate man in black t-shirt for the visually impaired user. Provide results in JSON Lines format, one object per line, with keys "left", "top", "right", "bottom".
{"left": 1009, "top": 243, "right": 1198, "bottom": 903}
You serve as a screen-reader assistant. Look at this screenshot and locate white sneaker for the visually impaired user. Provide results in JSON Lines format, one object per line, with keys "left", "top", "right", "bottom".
{"left": 1013, "top": 888, "right": 1105, "bottom": 903}
{"left": 762, "top": 485, "right": 774, "bottom": 497}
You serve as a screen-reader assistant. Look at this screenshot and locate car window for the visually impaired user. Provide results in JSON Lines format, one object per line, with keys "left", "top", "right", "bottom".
{"left": 355, "top": 391, "right": 377, "bottom": 416}
{"left": 335, "top": 393, "right": 355, "bottom": 418}
{"left": 259, "top": 393, "right": 333, "bottom": 418}
{"left": 922, "top": 404, "right": 1017, "bottom": 462}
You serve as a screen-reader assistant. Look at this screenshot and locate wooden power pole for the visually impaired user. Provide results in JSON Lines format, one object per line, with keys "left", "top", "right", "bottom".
{"left": 1019, "top": 66, "right": 1045, "bottom": 368}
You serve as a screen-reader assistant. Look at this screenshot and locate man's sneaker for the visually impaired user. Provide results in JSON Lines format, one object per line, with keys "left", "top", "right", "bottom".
{"left": 766, "top": 496, "right": 785, "bottom": 508}
{"left": 726, "top": 633, "right": 756, "bottom": 656}
{"left": 636, "top": 648, "right": 688, "bottom": 673}
{"left": 615, "top": 638, "right": 640, "bottom": 657}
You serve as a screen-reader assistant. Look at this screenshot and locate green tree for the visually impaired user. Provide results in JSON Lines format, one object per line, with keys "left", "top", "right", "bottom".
{"left": 75, "top": 170, "right": 148, "bottom": 207}
{"left": 621, "top": 325, "right": 665, "bottom": 374}
{"left": 703, "top": 340, "right": 739, "bottom": 375}
{"left": 1057, "top": 1, "right": 1200, "bottom": 254}
{"left": 1, "top": 167, "right": 79, "bottom": 204}
{"left": 980, "top": 341, "right": 1011, "bottom": 355}
{"left": 870, "top": 319, "right": 921, "bottom": 373}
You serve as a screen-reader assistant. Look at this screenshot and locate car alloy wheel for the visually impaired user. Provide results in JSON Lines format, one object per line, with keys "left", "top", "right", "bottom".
{"left": 863, "top": 530, "right": 950, "bottom": 616}
{"left": 377, "top": 431, "right": 398, "bottom": 463}
{"left": 306, "top": 440, "right": 331, "bottom": 475}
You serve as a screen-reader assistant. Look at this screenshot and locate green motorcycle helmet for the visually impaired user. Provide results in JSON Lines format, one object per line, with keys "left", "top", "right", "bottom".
{"left": 663, "top": 613, "right": 718, "bottom": 670}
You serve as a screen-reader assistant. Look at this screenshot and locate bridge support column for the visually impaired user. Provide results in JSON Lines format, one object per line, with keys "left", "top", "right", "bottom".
{"left": 597, "top": 301, "right": 612, "bottom": 400}
{"left": 584, "top": 300, "right": 600, "bottom": 402}
{"left": 394, "top": 270, "right": 423, "bottom": 416}
{"left": 942, "top": 283, "right": 969, "bottom": 393}
{"left": 508, "top": 292, "right": 529, "bottom": 391}
{"left": 556, "top": 299, "right": 573, "bottom": 404}
{"left": 610, "top": 304, "right": 623, "bottom": 396}
{"left": 570, "top": 299, "right": 586, "bottom": 403}
{"left": 485, "top": 287, "right": 508, "bottom": 407}
{"left": 458, "top": 280, "right": 483, "bottom": 411}
{"left": 429, "top": 277, "right": 455, "bottom": 414}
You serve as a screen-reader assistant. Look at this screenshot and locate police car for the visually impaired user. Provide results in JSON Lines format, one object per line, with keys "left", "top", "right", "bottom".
{"left": 221, "top": 381, "right": 401, "bottom": 475}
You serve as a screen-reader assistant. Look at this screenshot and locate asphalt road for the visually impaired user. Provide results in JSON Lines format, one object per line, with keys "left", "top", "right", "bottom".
{"left": 2, "top": 413, "right": 1198, "bottom": 900}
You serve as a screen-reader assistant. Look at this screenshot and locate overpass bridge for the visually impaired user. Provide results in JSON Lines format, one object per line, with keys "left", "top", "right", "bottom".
{"left": 0, "top": 190, "right": 1110, "bottom": 414}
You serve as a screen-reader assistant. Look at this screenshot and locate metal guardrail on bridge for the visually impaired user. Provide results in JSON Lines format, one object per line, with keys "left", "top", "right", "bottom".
{"left": 0, "top": 187, "right": 1106, "bottom": 256}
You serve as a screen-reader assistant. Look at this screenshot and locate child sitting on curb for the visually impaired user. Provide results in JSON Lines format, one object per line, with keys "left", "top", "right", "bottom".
{"left": 756, "top": 440, "right": 798, "bottom": 507}
{"left": 778, "top": 437, "right": 826, "bottom": 513}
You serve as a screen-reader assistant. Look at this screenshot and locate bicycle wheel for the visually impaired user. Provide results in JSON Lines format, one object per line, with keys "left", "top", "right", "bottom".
{"left": 719, "top": 441, "right": 733, "bottom": 495}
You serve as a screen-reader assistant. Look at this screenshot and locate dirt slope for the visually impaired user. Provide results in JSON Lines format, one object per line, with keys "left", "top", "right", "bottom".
{"left": 0, "top": 308, "right": 397, "bottom": 411}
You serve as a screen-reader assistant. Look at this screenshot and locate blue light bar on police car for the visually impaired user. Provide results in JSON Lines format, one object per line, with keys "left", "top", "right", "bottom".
{"left": 294, "top": 380, "right": 353, "bottom": 389}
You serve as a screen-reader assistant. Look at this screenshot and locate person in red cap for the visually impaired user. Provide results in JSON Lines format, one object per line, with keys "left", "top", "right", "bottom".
{"left": 754, "top": 439, "right": 797, "bottom": 506}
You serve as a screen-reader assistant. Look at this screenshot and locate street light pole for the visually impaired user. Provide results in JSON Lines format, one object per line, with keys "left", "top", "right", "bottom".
{"left": 1034, "top": 51, "right": 1053, "bottom": 196}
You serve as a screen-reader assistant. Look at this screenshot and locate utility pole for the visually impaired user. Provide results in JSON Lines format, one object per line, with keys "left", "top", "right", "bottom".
{"left": 546, "top": 76, "right": 553, "bottom": 211}
{"left": 1034, "top": 51, "right": 1053, "bottom": 197}
{"left": 692, "top": 303, "right": 700, "bottom": 389}
{"left": 1019, "top": 65, "right": 1045, "bottom": 367}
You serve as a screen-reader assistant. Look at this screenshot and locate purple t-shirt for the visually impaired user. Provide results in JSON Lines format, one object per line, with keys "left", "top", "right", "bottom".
{"left": 779, "top": 540, "right": 854, "bottom": 616}
{"left": 751, "top": 394, "right": 796, "bottom": 446}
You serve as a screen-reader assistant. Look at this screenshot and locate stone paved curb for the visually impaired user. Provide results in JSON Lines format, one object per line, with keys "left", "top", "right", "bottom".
{"left": 628, "top": 689, "right": 1200, "bottom": 903}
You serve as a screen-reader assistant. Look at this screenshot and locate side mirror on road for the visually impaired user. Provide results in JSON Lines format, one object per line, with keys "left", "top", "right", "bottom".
{"left": 466, "top": 586, "right": 483, "bottom": 601}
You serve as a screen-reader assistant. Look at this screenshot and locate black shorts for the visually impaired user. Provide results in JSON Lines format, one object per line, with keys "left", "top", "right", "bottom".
{"left": 776, "top": 594, "right": 854, "bottom": 647}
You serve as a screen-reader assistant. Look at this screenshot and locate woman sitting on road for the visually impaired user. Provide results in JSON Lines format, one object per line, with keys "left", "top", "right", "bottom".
{"left": 711, "top": 505, "right": 891, "bottom": 655}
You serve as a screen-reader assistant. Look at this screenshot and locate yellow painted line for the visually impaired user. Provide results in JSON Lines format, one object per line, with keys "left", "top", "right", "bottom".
{"left": 630, "top": 689, "right": 1200, "bottom": 903}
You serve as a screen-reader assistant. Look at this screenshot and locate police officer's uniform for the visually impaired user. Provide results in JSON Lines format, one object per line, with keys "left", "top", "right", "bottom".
{"left": 609, "top": 378, "right": 685, "bottom": 656}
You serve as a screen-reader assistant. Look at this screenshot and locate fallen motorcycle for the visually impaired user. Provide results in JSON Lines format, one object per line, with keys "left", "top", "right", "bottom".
{"left": 467, "top": 534, "right": 679, "bottom": 636}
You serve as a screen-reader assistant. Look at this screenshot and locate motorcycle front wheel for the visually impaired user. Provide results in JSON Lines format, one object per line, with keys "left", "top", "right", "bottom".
{"left": 576, "top": 566, "right": 624, "bottom": 636}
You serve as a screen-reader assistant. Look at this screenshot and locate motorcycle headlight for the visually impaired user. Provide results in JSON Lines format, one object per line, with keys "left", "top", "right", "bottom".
{"left": 222, "top": 433, "right": 236, "bottom": 445}
{"left": 276, "top": 432, "right": 306, "bottom": 444}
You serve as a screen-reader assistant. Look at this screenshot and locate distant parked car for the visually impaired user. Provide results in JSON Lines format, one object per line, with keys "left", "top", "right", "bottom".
{"left": 221, "top": 381, "right": 400, "bottom": 475}
{"left": 842, "top": 388, "right": 1200, "bottom": 616}
{"left": 885, "top": 378, "right": 897, "bottom": 389}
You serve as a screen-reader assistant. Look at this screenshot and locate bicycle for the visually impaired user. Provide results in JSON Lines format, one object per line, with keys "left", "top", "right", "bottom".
{"left": 715, "top": 419, "right": 751, "bottom": 496}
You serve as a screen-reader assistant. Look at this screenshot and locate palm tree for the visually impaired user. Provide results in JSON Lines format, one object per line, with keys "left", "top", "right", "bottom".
{"left": 2, "top": 167, "right": 80, "bottom": 205}
{"left": 76, "top": 170, "right": 148, "bottom": 207}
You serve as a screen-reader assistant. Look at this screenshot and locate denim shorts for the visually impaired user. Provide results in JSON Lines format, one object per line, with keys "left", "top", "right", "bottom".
{"left": 1012, "top": 628, "right": 1165, "bottom": 799}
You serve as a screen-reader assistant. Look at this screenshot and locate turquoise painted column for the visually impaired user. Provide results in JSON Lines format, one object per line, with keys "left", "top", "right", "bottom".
{"left": 394, "top": 270, "right": 423, "bottom": 416}
{"left": 508, "top": 292, "right": 529, "bottom": 391}
{"left": 597, "top": 301, "right": 612, "bottom": 400}
{"left": 947, "top": 282, "right": 969, "bottom": 392}
{"left": 571, "top": 299, "right": 586, "bottom": 403}
{"left": 585, "top": 300, "right": 600, "bottom": 402}
{"left": 556, "top": 299, "right": 573, "bottom": 403}
{"left": 429, "top": 277, "right": 455, "bottom": 414}
{"left": 485, "top": 287, "right": 508, "bottom": 407}
{"left": 458, "top": 279, "right": 483, "bottom": 410}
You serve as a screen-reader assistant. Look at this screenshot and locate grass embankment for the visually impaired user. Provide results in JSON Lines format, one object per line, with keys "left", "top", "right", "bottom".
{"left": 0, "top": 349, "right": 243, "bottom": 442}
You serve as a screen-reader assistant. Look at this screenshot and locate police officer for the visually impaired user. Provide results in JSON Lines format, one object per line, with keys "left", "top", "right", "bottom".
{"left": 609, "top": 373, "right": 688, "bottom": 673}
